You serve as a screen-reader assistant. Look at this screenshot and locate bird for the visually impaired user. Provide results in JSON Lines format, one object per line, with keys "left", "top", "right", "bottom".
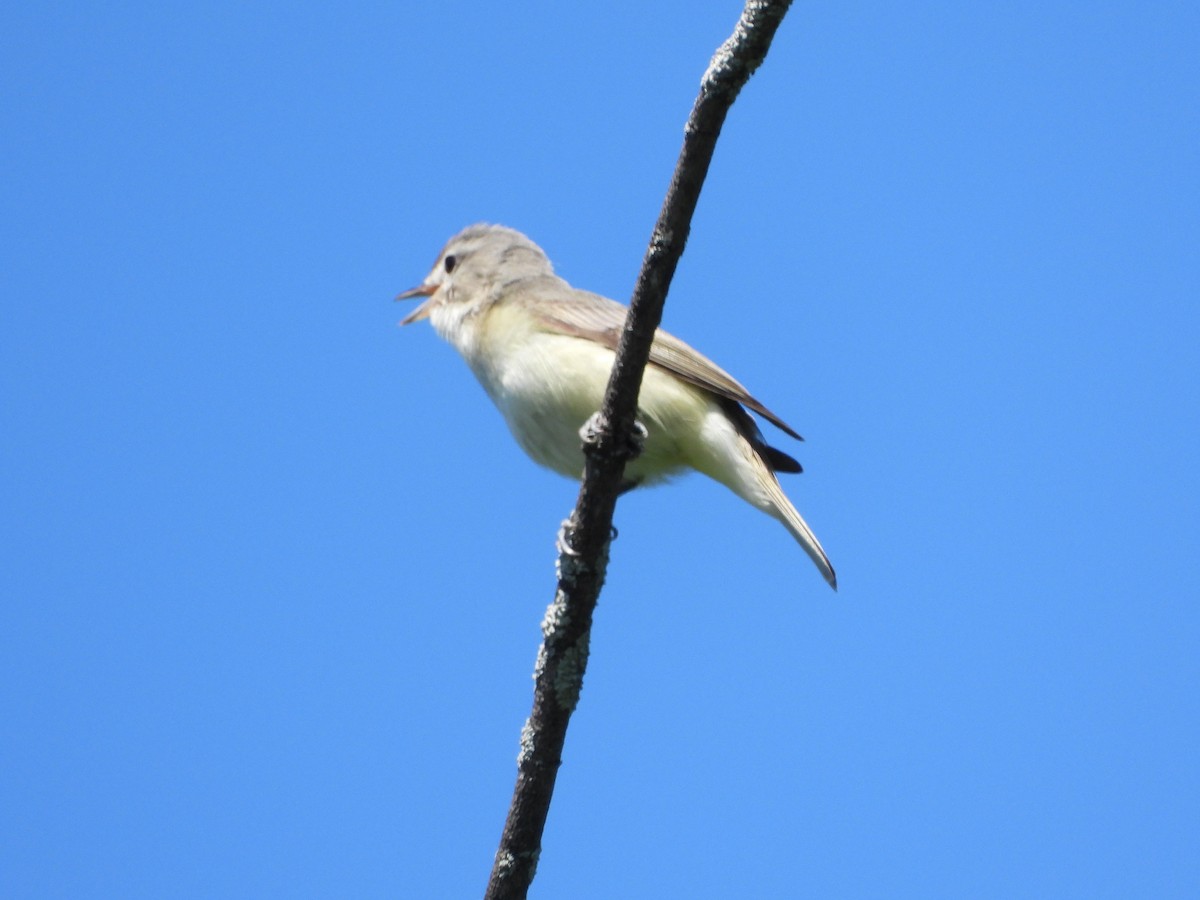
{"left": 396, "top": 224, "right": 836, "bottom": 589}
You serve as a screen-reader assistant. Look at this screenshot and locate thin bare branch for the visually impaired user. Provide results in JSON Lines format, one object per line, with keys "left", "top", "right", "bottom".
{"left": 484, "top": 3, "right": 794, "bottom": 897}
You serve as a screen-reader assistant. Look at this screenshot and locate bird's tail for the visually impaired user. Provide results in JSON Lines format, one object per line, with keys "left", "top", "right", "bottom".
{"left": 696, "top": 411, "right": 837, "bottom": 590}
{"left": 762, "top": 472, "right": 838, "bottom": 590}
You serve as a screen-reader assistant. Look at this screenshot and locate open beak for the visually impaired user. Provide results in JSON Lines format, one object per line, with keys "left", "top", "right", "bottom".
{"left": 395, "top": 282, "right": 436, "bottom": 325}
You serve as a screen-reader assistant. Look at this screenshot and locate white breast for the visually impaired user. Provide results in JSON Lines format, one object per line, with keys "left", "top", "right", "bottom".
{"left": 436, "top": 300, "right": 709, "bottom": 483}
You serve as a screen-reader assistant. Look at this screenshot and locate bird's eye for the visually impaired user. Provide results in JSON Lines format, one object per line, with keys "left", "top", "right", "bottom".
{"left": 443, "top": 254, "right": 458, "bottom": 274}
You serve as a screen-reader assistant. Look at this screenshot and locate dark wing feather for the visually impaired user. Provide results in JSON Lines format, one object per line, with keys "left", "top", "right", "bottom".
{"left": 525, "top": 286, "right": 804, "bottom": 442}
{"left": 718, "top": 399, "right": 802, "bottom": 474}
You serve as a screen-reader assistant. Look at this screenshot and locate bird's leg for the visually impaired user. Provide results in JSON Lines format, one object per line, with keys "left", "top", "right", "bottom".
{"left": 578, "top": 412, "right": 647, "bottom": 461}
{"left": 625, "top": 419, "right": 648, "bottom": 459}
{"left": 580, "top": 413, "right": 646, "bottom": 500}
{"left": 575, "top": 414, "right": 648, "bottom": 538}
{"left": 578, "top": 412, "right": 605, "bottom": 451}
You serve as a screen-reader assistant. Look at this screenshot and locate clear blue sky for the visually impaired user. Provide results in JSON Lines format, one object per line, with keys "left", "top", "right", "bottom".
{"left": 3, "top": 2, "right": 1197, "bottom": 897}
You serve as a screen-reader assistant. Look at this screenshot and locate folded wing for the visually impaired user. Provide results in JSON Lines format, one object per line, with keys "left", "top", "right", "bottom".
{"left": 524, "top": 285, "right": 803, "bottom": 442}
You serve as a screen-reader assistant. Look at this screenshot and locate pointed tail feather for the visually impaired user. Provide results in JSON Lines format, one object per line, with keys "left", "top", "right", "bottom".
{"left": 757, "top": 464, "right": 837, "bottom": 590}
{"left": 696, "top": 409, "right": 837, "bottom": 590}
{"left": 776, "top": 493, "right": 837, "bottom": 590}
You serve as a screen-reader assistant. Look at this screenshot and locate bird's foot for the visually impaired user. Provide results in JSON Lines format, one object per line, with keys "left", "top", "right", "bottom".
{"left": 625, "top": 419, "right": 648, "bottom": 460}
{"left": 579, "top": 413, "right": 648, "bottom": 462}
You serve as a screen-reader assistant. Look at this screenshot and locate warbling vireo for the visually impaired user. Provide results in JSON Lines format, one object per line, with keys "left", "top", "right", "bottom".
{"left": 397, "top": 224, "right": 837, "bottom": 589}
